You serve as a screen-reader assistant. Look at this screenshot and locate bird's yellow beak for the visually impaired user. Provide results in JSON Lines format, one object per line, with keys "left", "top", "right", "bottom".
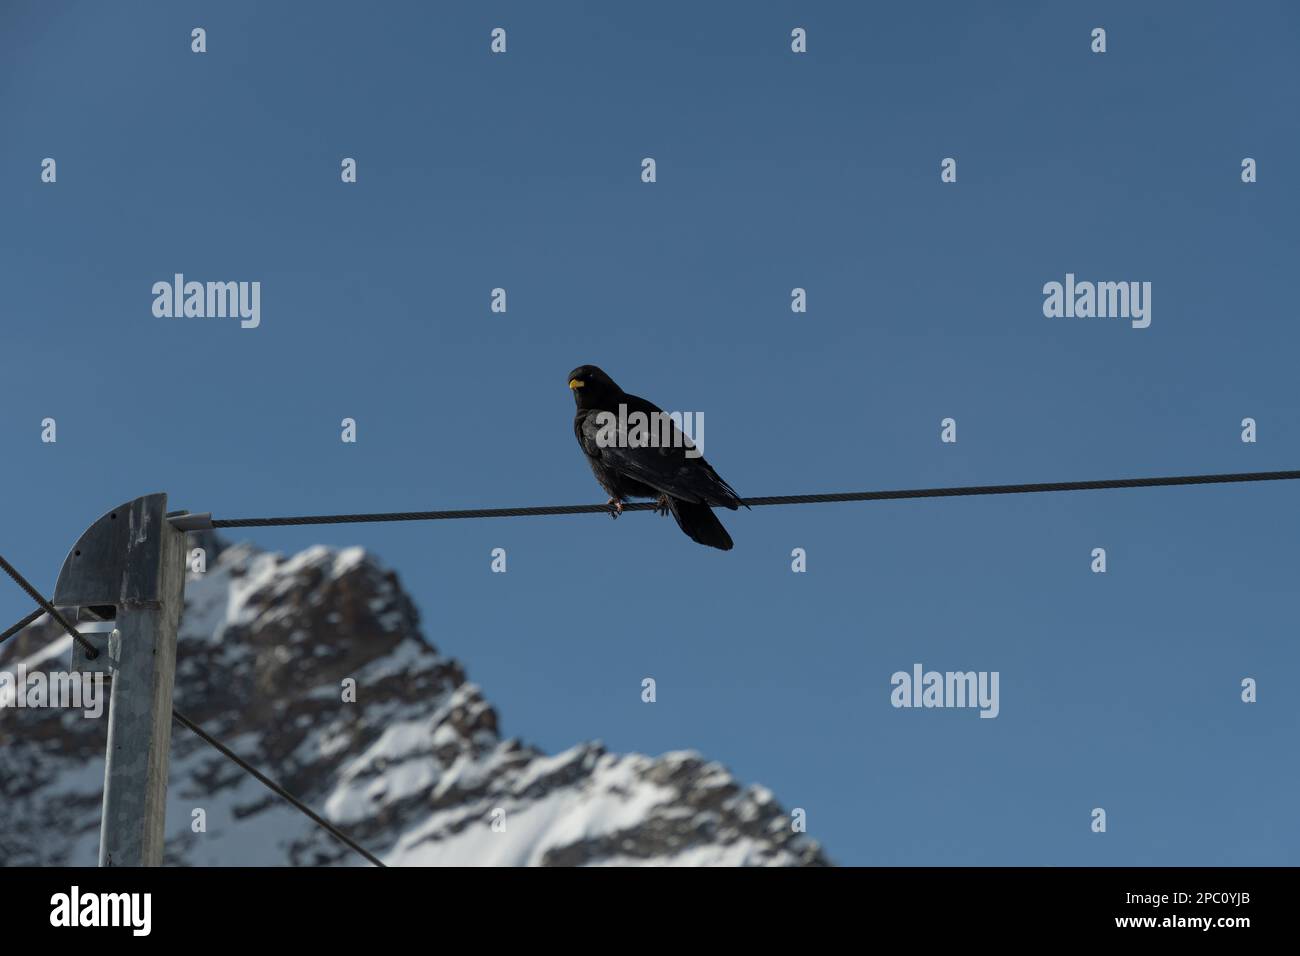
{"left": 569, "top": 378, "right": 584, "bottom": 390}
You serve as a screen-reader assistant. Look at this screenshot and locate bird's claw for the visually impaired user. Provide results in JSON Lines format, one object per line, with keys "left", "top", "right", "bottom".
{"left": 607, "top": 497, "right": 625, "bottom": 519}
{"left": 654, "top": 494, "right": 671, "bottom": 517}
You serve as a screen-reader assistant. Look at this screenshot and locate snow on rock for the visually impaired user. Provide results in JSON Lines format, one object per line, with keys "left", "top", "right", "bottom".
{"left": 0, "top": 538, "right": 828, "bottom": 867}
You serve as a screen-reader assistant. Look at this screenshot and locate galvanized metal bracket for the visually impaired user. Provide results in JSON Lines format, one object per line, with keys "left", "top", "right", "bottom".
{"left": 70, "top": 619, "right": 117, "bottom": 676}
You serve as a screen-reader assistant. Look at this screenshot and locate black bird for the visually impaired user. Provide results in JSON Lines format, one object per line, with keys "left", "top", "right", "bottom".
{"left": 568, "top": 365, "right": 746, "bottom": 550}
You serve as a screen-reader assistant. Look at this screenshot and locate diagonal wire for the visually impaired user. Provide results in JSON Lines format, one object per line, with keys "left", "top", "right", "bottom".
{"left": 0, "top": 553, "right": 97, "bottom": 658}
{"left": 206, "top": 468, "right": 1300, "bottom": 528}
{"left": 0, "top": 608, "right": 45, "bottom": 646}
{"left": 171, "top": 709, "right": 386, "bottom": 868}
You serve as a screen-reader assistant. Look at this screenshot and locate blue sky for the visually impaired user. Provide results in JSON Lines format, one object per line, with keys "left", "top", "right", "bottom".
{"left": 3, "top": 1, "right": 1298, "bottom": 865}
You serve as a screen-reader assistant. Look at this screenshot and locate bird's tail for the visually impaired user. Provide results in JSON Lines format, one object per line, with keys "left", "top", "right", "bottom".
{"left": 668, "top": 499, "right": 733, "bottom": 551}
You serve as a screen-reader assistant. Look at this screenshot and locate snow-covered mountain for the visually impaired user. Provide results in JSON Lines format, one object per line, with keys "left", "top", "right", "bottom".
{"left": 0, "top": 536, "right": 828, "bottom": 866}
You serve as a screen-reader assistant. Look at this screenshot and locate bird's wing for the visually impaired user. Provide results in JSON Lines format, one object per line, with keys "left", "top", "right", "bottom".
{"left": 578, "top": 407, "right": 742, "bottom": 508}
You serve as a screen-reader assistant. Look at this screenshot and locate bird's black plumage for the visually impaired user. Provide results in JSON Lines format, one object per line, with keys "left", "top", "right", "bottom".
{"left": 567, "top": 365, "right": 745, "bottom": 550}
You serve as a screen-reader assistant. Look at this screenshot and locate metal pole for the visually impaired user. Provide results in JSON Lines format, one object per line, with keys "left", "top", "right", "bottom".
{"left": 55, "top": 493, "right": 186, "bottom": 866}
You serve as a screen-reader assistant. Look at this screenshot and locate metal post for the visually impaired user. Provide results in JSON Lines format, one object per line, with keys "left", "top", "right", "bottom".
{"left": 54, "top": 493, "right": 186, "bottom": 866}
